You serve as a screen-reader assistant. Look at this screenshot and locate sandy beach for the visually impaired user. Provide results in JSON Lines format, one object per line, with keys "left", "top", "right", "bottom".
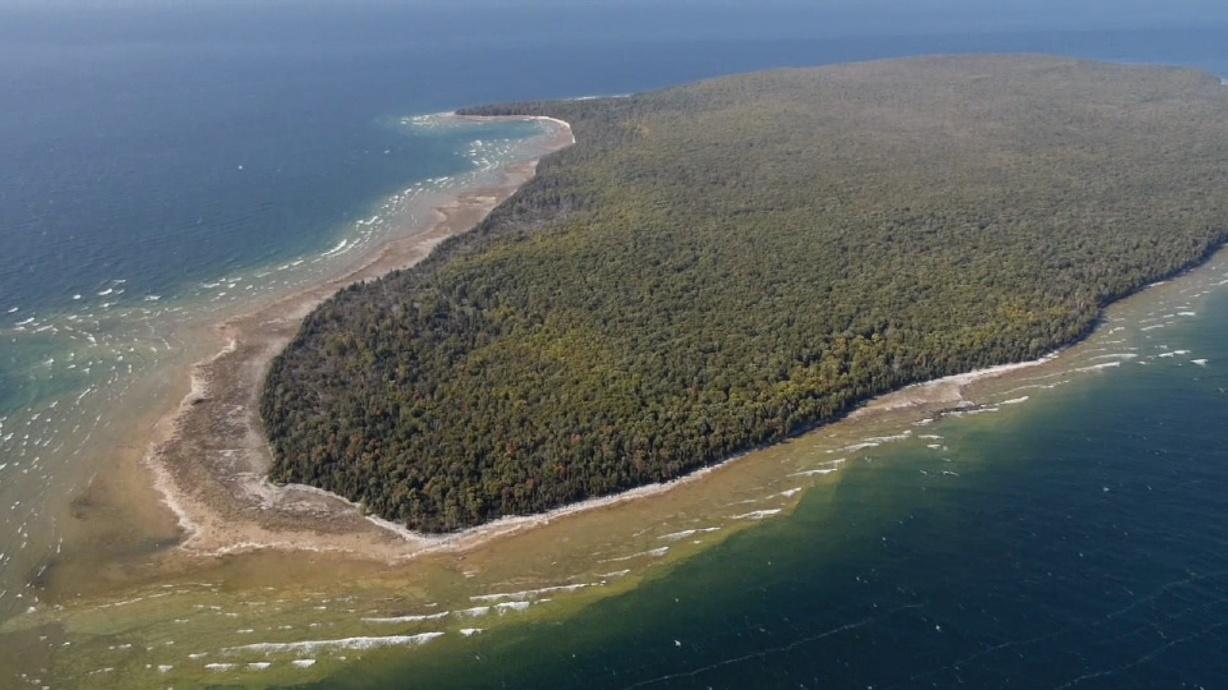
{"left": 7, "top": 109, "right": 1227, "bottom": 689}
{"left": 141, "top": 115, "right": 578, "bottom": 563}
{"left": 138, "top": 117, "right": 1220, "bottom": 565}
{"left": 8, "top": 235, "right": 1224, "bottom": 690}
{"left": 80, "top": 101, "right": 1227, "bottom": 579}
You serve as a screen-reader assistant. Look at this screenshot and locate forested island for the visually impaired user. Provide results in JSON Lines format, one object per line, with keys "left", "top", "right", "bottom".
{"left": 260, "top": 56, "right": 1228, "bottom": 532}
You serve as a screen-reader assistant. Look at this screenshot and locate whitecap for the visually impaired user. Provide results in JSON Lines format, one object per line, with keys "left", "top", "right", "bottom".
{"left": 321, "top": 240, "right": 349, "bottom": 257}
{"left": 658, "top": 527, "right": 720, "bottom": 541}
{"left": 361, "top": 611, "right": 450, "bottom": 624}
{"left": 226, "top": 633, "right": 444, "bottom": 655}
{"left": 598, "top": 546, "right": 669, "bottom": 563}
{"left": 730, "top": 509, "right": 782, "bottom": 520}
{"left": 1074, "top": 361, "right": 1121, "bottom": 373}
{"left": 471, "top": 583, "right": 591, "bottom": 603}
{"left": 840, "top": 441, "right": 879, "bottom": 452}
{"left": 791, "top": 467, "right": 836, "bottom": 477}
{"left": 495, "top": 601, "right": 531, "bottom": 614}
{"left": 789, "top": 457, "right": 846, "bottom": 476}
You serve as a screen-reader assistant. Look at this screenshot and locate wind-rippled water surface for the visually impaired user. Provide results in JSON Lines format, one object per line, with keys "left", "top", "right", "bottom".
{"left": 0, "top": 110, "right": 549, "bottom": 621}
{"left": 4, "top": 6, "right": 1228, "bottom": 688}
{"left": 301, "top": 251, "right": 1228, "bottom": 690}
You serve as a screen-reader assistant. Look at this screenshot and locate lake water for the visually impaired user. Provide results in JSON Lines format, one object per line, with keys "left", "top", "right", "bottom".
{"left": 319, "top": 265, "right": 1228, "bottom": 689}
{"left": 2, "top": 4, "right": 1228, "bottom": 688}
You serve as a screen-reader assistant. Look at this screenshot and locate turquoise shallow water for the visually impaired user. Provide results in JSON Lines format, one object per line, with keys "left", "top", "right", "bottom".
{"left": 5, "top": 6, "right": 1228, "bottom": 686}
{"left": 0, "top": 114, "right": 549, "bottom": 621}
{"left": 293, "top": 263, "right": 1228, "bottom": 689}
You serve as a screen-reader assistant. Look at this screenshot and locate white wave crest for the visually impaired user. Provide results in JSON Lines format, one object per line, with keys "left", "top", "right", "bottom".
{"left": 226, "top": 633, "right": 444, "bottom": 656}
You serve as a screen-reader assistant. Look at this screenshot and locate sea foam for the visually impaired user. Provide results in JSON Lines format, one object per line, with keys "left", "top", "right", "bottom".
{"left": 226, "top": 633, "right": 444, "bottom": 655}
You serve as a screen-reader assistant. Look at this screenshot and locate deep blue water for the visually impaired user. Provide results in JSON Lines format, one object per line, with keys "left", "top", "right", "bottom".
{"left": 301, "top": 241, "right": 1228, "bottom": 690}
{"left": 3, "top": 22, "right": 1224, "bottom": 409}
{"left": 3, "top": 16, "right": 1228, "bottom": 318}
{"left": 3, "top": 4, "right": 1228, "bottom": 687}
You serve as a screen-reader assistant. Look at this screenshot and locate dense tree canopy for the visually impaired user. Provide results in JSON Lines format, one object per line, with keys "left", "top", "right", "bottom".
{"left": 261, "top": 56, "right": 1228, "bottom": 532}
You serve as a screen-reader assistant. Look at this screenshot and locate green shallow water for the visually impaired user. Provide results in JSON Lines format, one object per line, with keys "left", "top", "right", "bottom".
{"left": 293, "top": 269, "right": 1228, "bottom": 689}
{"left": 0, "top": 115, "right": 550, "bottom": 624}
{"left": 5, "top": 142, "right": 1226, "bottom": 690}
{"left": 7, "top": 12, "right": 1228, "bottom": 688}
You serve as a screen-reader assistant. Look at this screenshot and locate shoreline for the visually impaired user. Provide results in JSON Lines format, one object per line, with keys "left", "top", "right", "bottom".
{"left": 2, "top": 56, "right": 1227, "bottom": 690}
{"left": 130, "top": 109, "right": 1227, "bottom": 568}
{"left": 142, "top": 136, "right": 1228, "bottom": 564}
{"left": 139, "top": 115, "right": 578, "bottom": 563}
{"left": 8, "top": 237, "right": 1224, "bottom": 690}
{"left": 251, "top": 241, "right": 1227, "bottom": 554}
{"left": 146, "top": 243, "right": 1221, "bottom": 567}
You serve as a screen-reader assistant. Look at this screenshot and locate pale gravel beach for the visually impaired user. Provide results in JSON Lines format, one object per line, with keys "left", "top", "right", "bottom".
{"left": 125, "top": 107, "right": 1066, "bottom": 568}
{"left": 32, "top": 98, "right": 1227, "bottom": 615}
{"left": 144, "top": 175, "right": 1214, "bottom": 569}
{"left": 141, "top": 115, "right": 579, "bottom": 562}
{"left": 142, "top": 111, "right": 1228, "bottom": 566}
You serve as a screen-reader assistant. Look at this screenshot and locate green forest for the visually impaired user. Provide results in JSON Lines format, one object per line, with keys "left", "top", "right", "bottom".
{"left": 261, "top": 56, "right": 1228, "bottom": 532}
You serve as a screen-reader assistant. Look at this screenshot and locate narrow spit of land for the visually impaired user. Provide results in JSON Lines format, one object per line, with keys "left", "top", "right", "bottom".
{"left": 142, "top": 117, "right": 576, "bottom": 559}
